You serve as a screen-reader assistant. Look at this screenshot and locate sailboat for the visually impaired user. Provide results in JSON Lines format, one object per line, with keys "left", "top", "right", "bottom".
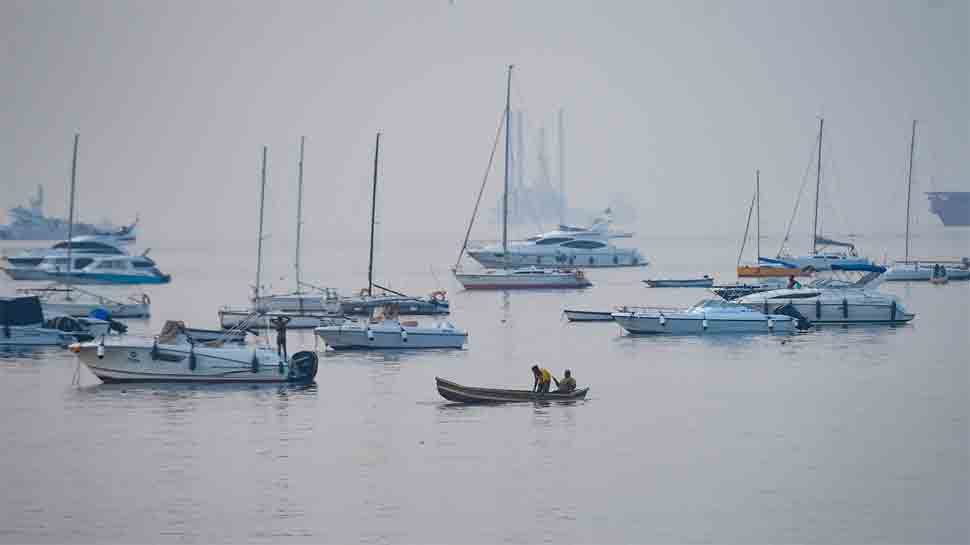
{"left": 776, "top": 118, "right": 871, "bottom": 271}
{"left": 453, "top": 65, "right": 592, "bottom": 290}
{"left": 736, "top": 170, "right": 803, "bottom": 278}
{"left": 884, "top": 121, "right": 969, "bottom": 282}
{"left": 26, "top": 134, "right": 152, "bottom": 319}
{"left": 314, "top": 133, "right": 467, "bottom": 350}
{"left": 219, "top": 145, "right": 343, "bottom": 330}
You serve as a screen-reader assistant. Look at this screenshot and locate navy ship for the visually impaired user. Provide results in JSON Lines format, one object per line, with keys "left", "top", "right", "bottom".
{"left": 0, "top": 185, "right": 136, "bottom": 240}
{"left": 926, "top": 192, "right": 970, "bottom": 226}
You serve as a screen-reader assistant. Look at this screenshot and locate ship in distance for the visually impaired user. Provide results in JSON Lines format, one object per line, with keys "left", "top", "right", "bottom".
{"left": 926, "top": 191, "right": 970, "bottom": 226}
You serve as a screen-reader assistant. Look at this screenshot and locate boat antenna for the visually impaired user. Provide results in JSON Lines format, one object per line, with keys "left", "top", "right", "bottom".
{"left": 502, "top": 64, "right": 513, "bottom": 269}
{"left": 255, "top": 146, "right": 268, "bottom": 302}
{"left": 295, "top": 136, "right": 305, "bottom": 294}
{"left": 812, "top": 117, "right": 823, "bottom": 255}
{"left": 368, "top": 132, "right": 380, "bottom": 297}
{"left": 756, "top": 169, "right": 761, "bottom": 261}
{"left": 904, "top": 120, "right": 916, "bottom": 262}
{"left": 66, "top": 133, "right": 79, "bottom": 298}
{"left": 453, "top": 110, "right": 505, "bottom": 270}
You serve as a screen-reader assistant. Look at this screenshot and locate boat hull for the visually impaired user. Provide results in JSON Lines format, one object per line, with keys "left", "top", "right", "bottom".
{"left": 435, "top": 377, "right": 588, "bottom": 403}
{"left": 737, "top": 265, "right": 802, "bottom": 278}
{"left": 49, "top": 272, "right": 171, "bottom": 285}
{"left": 454, "top": 270, "right": 592, "bottom": 290}
{"left": 315, "top": 325, "right": 467, "bottom": 350}
{"left": 468, "top": 249, "right": 645, "bottom": 269}
{"left": 884, "top": 264, "right": 970, "bottom": 282}
{"left": 644, "top": 279, "right": 714, "bottom": 288}
{"left": 739, "top": 299, "right": 915, "bottom": 325}
{"left": 563, "top": 310, "right": 614, "bottom": 322}
{"left": 42, "top": 301, "right": 150, "bottom": 319}
{"left": 612, "top": 312, "right": 794, "bottom": 335}
{"left": 75, "top": 342, "right": 317, "bottom": 383}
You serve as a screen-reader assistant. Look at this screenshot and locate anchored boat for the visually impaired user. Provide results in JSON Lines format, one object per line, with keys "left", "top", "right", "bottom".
{"left": 435, "top": 377, "right": 588, "bottom": 403}
{"left": 612, "top": 299, "right": 797, "bottom": 335}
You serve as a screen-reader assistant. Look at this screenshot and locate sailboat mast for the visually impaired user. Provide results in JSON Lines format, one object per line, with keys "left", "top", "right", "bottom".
{"left": 368, "top": 132, "right": 380, "bottom": 297}
{"left": 66, "top": 133, "right": 79, "bottom": 279}
{"left": 558, "top": 108, "right": 565, "bottom": 226}
{"left": 255, "top": 146, "right": 268, "bottom": 301}
{"left": 812, "top": 117, "right": 823, "bottom": 255}
{"left": 502, "top": 65, "right": 513, "bottom": 264}
{"left": 904, "top": 120, "right": 916, "bottom": 262}
{"left": 295, "top": 136, "right": 305, "bottom": 293}
{"left": 756, "top": 169, "right": 761, "bottom": 260}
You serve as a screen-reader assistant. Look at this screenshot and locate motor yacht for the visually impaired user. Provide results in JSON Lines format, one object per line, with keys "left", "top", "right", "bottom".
{"left": 2, "top": 235, "right": 128, "bottom": 268}
{"left": 47, "top": 255, "right": 171, "bottom": 285}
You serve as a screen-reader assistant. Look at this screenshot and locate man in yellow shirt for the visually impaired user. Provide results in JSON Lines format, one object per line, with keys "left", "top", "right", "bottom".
{"left": 553, "top": 369, "right": 576, "bottom": 393}
{"left": 531, "top": 364, "right": 552, "bottom": 393}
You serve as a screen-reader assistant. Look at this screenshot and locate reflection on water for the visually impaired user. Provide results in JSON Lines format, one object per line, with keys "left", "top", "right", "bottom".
{"left": 0, "top": 232, "right": 967, "bottom": 543}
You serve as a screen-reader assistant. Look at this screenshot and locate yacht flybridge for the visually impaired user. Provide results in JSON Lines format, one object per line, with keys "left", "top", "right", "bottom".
{"left": 453, "top": 65, "right": 593, "bottom": 290}
{"left": 467, "top": 209, "right": 646, "bottom": 268}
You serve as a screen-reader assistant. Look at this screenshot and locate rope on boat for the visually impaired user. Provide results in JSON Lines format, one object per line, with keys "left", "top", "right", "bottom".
{"left": 454, "top": 109, "right": 506, "bottom": 270}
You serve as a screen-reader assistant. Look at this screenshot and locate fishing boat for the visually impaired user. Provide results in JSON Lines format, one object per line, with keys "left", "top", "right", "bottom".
{"left": 316, "top": 303, "right": 466, "bottom": 350}
{"left": 467, "top": 209, "right": 647, "bottom": 269}
{"left": 452, "top": 65, "right": 592, "bottom": 290}
{"left": 735, "top": 265, "right": 915, "bottom": 325}
{"left": 0, "top": 295, "right": 80, "bottom": 346}
{"left": 644, "top": 276, "right": 713, "bottom": 288}
{"left": 611, "top": 299, "right": 797, "bottom": 335}
{"left": 775, "top": 118, "right": 872, "bottom": 271}
{"left": 563, "top": 309, "right": 614, "bottom": 322}
{"left": 435, "top": 377, "right": 588, "bottom": 403}
{"left": 70, "top": 337, "right": 318, "bottom": 383}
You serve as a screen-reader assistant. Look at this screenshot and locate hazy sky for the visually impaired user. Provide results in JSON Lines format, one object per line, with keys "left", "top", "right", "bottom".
{"left": 2, "top": 0, "right": 967, "bottom": 247}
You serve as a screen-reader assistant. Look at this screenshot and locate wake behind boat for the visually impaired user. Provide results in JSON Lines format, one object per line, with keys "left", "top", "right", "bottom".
{"left": 435, "top": 377, "right": 588, "bottom": 403}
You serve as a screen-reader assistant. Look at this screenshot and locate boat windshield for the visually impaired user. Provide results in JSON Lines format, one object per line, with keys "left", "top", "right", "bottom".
{"left": 806, "top": 278, "right": 855, "bottom": 289}
{"left": 688, "top": 299, "right": 742, "bottom": 311}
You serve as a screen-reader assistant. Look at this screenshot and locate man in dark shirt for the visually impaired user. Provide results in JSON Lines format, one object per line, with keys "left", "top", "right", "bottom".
{"left": 270, "top": 315, "right": 291, "bottom": 360}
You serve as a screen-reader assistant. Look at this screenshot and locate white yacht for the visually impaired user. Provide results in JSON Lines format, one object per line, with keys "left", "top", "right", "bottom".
{"left": 315, "top": 304, "right": 467, "bottom": 350}
{"left": 735, "top": 267, "right": 915, "bottom": 325}
{"left": 612, "top": 299, "right": 796, "bottom": 335}
{"left": 3, "top": 235, "right": 128, "bottom": 268}
{"left": 467, "top": 211, "right": 646, "bottom": 269}
{"left": 44, "top": 255, "right": 170, "bottom": 285}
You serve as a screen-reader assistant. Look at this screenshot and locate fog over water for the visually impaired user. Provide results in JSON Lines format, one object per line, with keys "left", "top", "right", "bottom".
{"left": 2, "top": 1, "right": 968, "bottom": 247}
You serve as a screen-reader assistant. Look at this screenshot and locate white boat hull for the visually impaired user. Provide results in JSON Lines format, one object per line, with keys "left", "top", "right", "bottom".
{"left": 43, "top": 301, "right": 149, "bottom": 319}
{"left": 469, "top": 248, "right": 646, "bottom": 269}
{"left": 75, "top": 341, "right": 317, "bottom": 383}
{"left": 563, "top": 310, "right": 614, "bottom": 322}
{"left": 884, "top": 264, "right": 969, "bottom": 281}
{"left": 741, "top": 298, "right": 914, "bottom": 324}
{"left": 315, "top": 322, "right": 467, "bottom": 350}
{"left": 454, "top": 269, "right": 592, "bottom": 290}
{"left": 612, "top": 311, "right": 794, "bottom": 334}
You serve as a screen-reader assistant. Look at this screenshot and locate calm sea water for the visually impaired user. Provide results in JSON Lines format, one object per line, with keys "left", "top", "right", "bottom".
{"left": 1, "top": 229, "right": 967, "bottom": 544}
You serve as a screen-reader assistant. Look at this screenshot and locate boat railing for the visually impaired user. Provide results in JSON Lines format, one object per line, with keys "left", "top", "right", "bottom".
{"left": 615, "top": 305, "right": 684, "bottom": 314}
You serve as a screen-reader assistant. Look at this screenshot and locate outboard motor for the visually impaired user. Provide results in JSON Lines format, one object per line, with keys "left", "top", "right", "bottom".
{"left": 773, "top": 303, "right": 811, "bottom": 330}
{"left": 289, "top": 351, "right": 319, "bottom": 382}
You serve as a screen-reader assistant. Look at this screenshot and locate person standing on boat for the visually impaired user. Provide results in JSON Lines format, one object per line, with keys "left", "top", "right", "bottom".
{"left": 531, "top": 364, "right": 552, "bottom": 393}
{"left": 553, "top": 369, "right": 576, "bottom": 393}
{"left": 787, "top": 275, "right": 800, "bottom": 289}
{"left": 270, "top": 315, "right": 292, "bottom": 360}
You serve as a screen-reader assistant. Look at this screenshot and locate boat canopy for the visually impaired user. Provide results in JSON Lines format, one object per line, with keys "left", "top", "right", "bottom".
{"left": 0, "top": 296, "right": 44, "bottom": 327}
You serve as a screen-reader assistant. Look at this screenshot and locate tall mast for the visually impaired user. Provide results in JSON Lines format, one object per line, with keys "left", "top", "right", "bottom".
{"left": 66, "top": 133, "right": 79, "bottom": 289}
{"left": 812, "top": 117, "right": 823, "bottom": 255}
{"left": 368, "top": 132, "right": 380, "bottom": 296}
{"left": 295, "top": 136, "right": 305, "bottom": 293}
{"left": 756, "top": 169, "right": 761, "bottom": 260}
{"left": 558, "top": 108, "right": 565, "bottom": 226}
{"left": 904, "top": 120, "right": 916, "bottom": 261}
{"left": 502, "top": 65, "right": 513, "bottom": 266}
{"left": 255, "top": 146, "right": 268, "bottom": 301}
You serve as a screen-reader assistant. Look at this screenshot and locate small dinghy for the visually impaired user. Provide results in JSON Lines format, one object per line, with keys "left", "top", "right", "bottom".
{"left": 644, "top": 275, "right": 714, "bottom": 288}
{"left": 435, "top": 377, "right": 588, "bottom": 403}
{"left": 563, "top": 309, "right": 614, "bottom": 322}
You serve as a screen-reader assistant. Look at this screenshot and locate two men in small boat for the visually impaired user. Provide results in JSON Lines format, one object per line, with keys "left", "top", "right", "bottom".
{"left": 531, "top": 364, "right": 576, "bottom": 394}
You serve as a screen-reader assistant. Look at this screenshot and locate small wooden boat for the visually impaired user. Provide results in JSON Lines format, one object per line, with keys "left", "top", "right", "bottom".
{"left": 644, "top": 276, "right": 713, "bottom": 288}
{"left": 435, "top": 377, "right": 589, "bottom": 403}
{"left": 563, "top": 309, "right": 614, "bottom": 322}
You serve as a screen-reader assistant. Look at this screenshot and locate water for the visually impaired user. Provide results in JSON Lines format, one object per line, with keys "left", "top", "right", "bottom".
{"left": 1, "top": 230, "right": 968, "bottom": 543}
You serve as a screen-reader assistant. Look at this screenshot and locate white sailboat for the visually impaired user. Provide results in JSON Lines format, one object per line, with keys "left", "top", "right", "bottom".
{"left": 777, "top": 118, "right": 871, "bottom": 271}
{"left": 453, "top": 65, "right": 593, "bottom": 290}
{"left": 218, "top": 145, "right": 342, "bottom": 330}
{"left": 315, "top": 133, "right": 467, "bottom": 350}
{"left": 885, "top": 121, "right": 970, "bottom": 282}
